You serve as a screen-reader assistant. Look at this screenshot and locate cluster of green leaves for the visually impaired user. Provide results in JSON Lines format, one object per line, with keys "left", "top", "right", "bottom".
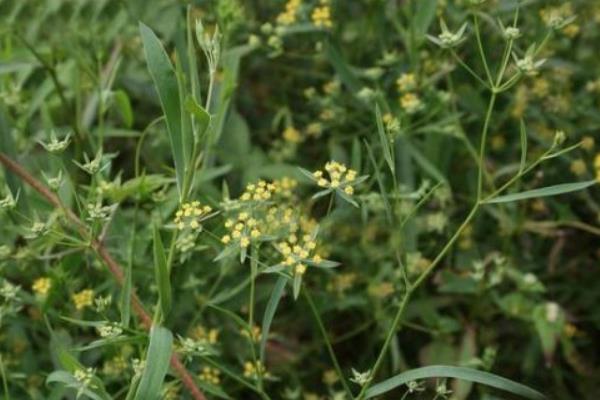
{"left": 1, "top": 0, "right": 600, "bottom": 399}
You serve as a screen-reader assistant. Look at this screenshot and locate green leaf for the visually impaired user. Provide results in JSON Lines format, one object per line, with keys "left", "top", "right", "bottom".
{"left": 260, "top": 276, "right": 288, "bottom": 362}
{"left": 114, "top": 90, "right": 134, "bottom": 128}
{"left": 185, "top": 96, "right": 211, "bottom": 140}
{"left": 323, "top": 40, "right": 361, "bottom": 94}
{"left": 375, "top": 105, "right": 395, "bottom": 177}
{"left": 153, "top": 224, "right": 172, "bottom": 318}
{"left": 406, "top": 140, "right": 447, "bottom": 183}
{"left": 484, "top": 180, "right": 597, "bottom": 204}
{"left": 134, "top": 326, "right": 173, "bottom": 400}
{"left": 364, "top": 140, "right": 393, "bottom": 222}
{"left": 365, "top": 365, "right": 546, "bottom": 399}
{"left": 519, "top": 119, "right": 527, "bottom": 174}
{"left": 414, "top": 0, "right": 438, "bottom": 39}
{"left": 139, "top": 22, "right": 185, "bottom": 196}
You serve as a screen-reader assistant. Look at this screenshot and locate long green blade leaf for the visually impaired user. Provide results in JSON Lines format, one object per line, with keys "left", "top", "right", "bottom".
{"left": 365, "top": 365, "right": 546, "bottom": 399}
{"left": 484, "top": 180, "right": 596, "bottom": 204}
{"left": 139, "top": 22, "right": 185, "bottom": 196}
{"left": 260, "top": 276, "right": 288, "bottom": 362}
{"left": 375, "top": 104, "right": 395, "bottom": 178}
{"left": 519, "top": 119, "right": 527, "bottom": 174}
{"left": 414, "top": 0, "right": 438, "bottom": 39}
{"left": 153, "top": 224, "right": 171, "bottom": 318}
{"left": 134, "top": 326, "right": 173, "bottom": 400}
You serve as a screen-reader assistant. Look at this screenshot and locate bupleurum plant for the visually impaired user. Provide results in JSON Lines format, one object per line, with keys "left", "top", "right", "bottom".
{"left": 1, "top": 0, "right": 600, "bottom": 399}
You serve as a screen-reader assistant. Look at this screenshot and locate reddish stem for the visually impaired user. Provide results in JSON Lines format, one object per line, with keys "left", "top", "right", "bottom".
{"left": 0, "top": 153, "right": 206, "bottom": 400}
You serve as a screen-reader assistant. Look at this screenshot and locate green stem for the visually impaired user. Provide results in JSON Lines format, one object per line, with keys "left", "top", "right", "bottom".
{"left": 473, "top": 14, "right": 494, "bottom": 87}
{"left": 449, "top": 50, "right": 490, "bottom": 89}
{"left": 0, "top": 354, "right": 9, "bottom": 400}
{"left": 304, "top": 289, "right": 354, "bottom": 399}
{"left": 476, "top": 92, "right": 497, "bottom": 201}
{"left": 356, "top": 202, "right": 479, "bottom": 400}
{"left": 357, "top": 76, "right": 501, "bottom": 399}
{"left": 248, "top": 244, "right": 263, "bottom": 390}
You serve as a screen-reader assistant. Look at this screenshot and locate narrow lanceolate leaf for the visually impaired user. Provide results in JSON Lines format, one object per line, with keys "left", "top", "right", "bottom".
{"left": 519, "top": 119, "right": 527, "bottom": 174}
{"left": 365, "top": 365, "right": 546, "bottom": 400}
{"left": 414, "top": 0, "right": 438, "bottom": 39}
{"left": 375, "top": 105, "right": 395, "bottom": 177}
{"left": 133, "top": 326, "right": 173, "bottom": 400}
{"left": 185, "top": 96, "right": 211, "bottom": 139}
{"left": 484, "top": 180, "right": 597, "bottom": 204}
{"left": 153, "top": 224, "right": 171, "bottom": 317}
{"left": 406, "top": 140, "right": 447, "bottom": 183}
{"left": 139, "top": 22, "right": 185, "bottom": 196}
{"left": 260, "top": 276, "right": 288, "bottom": 362}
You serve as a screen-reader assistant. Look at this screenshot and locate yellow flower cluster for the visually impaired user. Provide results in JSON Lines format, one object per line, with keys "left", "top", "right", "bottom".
{"left": 313, "top": 161, "right": 358, "bottom": 195}
{"left": 581, "top": 136, "right": 595, "bottom": 151}
{"left": 243, "top": 360, "right": 266, "bottom": 379}
{"left": 241, "top": 325, "right": 262, "bottom": 342}
{"left": 174, "top": 201, "right": 213, "bottom": 230}
{"left": 199, "top": 366, "right": 221, "bottom": 385}
{"left": 306, "top": 122, "right": 323, "bottom": 138}
{"left": 277, "top": 233, "right": 321, "bottom": 276}
{"left": 312, "top": 5, "right": 333, "bottom": 28}
{"left": 322, "top": 369, "right": 339, "bottom": 386}
{"left": 400, "top": 92, "right": 422, "bottom": 114}
{"left": 102, "top": 355, "right": 127, "bottom": 376}
{"left": 396, "top": 73, "right": 416, "bottom": 92}
{"left": 327, "top": 273, "right": 357, "bottom": 295}
{"left": 239, "top": 180, "right": 276, "bottom": 202}
{"left": 273, "top": 177, "right": 298, "bottom": 198}
{"left": 239, "top": 178, "right": 298, "bottom": 202}
{"left": 222, "top": 212, "right": 261, "bottom": 249}
{"left": 277, "top": 0, "right": 301, "bottom": 25}
{"left": 32, "top": 277, "right": 51, "bottom": 296}
{"left": 283, "top": 126, "right": 302, "bottom": 143}
{"left": 570, "top": 159, "right": 587, "bottom": 176}
{"left": 72, "top": 289, "right": 94, "bottom": 310}
{"left": 594, "top": 153, "right": 600, "bottom": 181}
{"left": 190, "top": 326, "right": 219, "bottom": 344}
{"left": 368, "top": 282, "right": 395, "bottom": 299}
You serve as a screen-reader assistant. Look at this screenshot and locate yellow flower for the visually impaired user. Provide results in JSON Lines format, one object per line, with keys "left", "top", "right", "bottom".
{"left": 562, "top": 24, "right": 580, "bottom": 38}
{"left": 199, "top": 366, "right": 221, "bottom": 385}
{"left": 531, "top": 78, "right": 550, "bottom": 97}
{"left": 400, "top": 92, "right": 422, "bottom": 114}
{"left": 240, "top": 236, "right": 250, "bottom": 248}
{"left": 190, "top": 326, "right": 219, "bottom": 344}
{"left": 368, "top": 282, "right": 395, "bottom": 299}
{"left": 32, "top": 277, "right": 51, "bottom": 296}
{"left": 491, "top": 134, "right": 506, "bottom": 151}
{"left": 570, "top": 159, "right": 587, "bottom": 176}
{"left": 243, "top": 360, "right": 265, "bottom": 379}
{"left": 277, "top": 0, "right": 301, "bottom": 25}
{"left": 174, "top": 201, "right": 212, "bottom": 230}
{"left": 72, "top": 289, "right": 94, "bottom": 310}
{"left": 241, "top": 325, "right": 262, "bottom": 342}
{"left": 312, "top": 5, "right": 333, "bottom": 28}
{"left": 323, "top": 369, "right": 339, "bottom": 385}
{"left": 581, "top": 136, "right": 595, "bottom": 151}
{"left": 283, "top": 126, "right": 302, "bottom": 143}
{"left": 312, "top": 161, "right": 360, "bottom": 195}
{"left": 306, "top": 122, "right": 323, "bottom": 137}
{"left": 396, "top": 73, "right": 416, "bottom": 92}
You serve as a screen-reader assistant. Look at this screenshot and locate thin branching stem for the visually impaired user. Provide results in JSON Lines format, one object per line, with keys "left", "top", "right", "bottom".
{"left": 304, "top": 288, "right": 354, "bottom": 399}
{"left": 0, "top": 153, "right": 207, "bottom": 400}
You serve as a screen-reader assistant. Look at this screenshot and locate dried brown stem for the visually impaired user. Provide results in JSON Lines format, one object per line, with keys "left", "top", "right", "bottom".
{"left": 0, "top": 152, "right": 206, "bottom": 400}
